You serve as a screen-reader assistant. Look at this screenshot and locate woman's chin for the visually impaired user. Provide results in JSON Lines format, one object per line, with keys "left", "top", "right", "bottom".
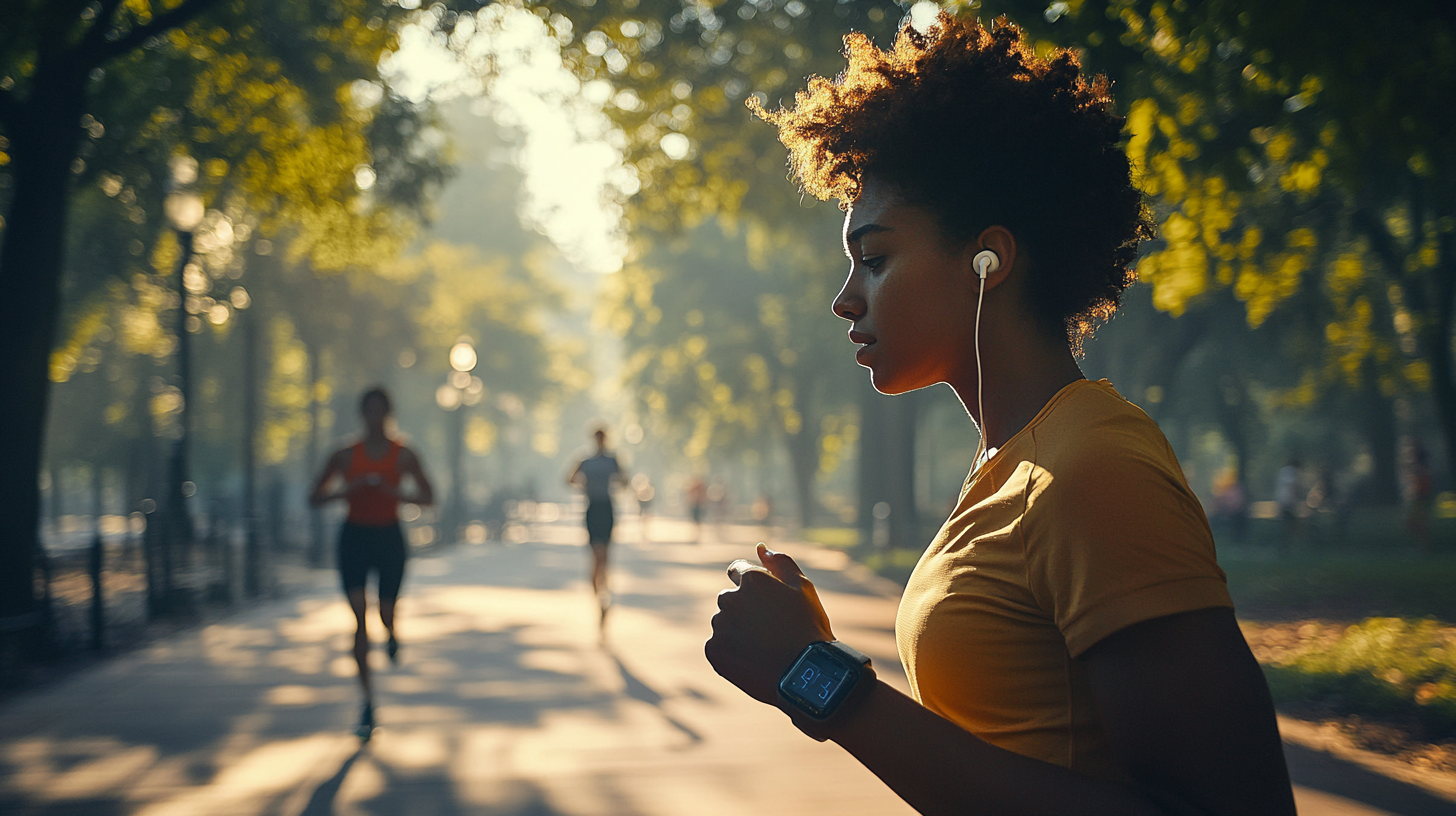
{"left": 868, "top": 364, "right": 940, "bottom": 396}
{"left": 868, "top": 368, "right": 915, "bottom": 396}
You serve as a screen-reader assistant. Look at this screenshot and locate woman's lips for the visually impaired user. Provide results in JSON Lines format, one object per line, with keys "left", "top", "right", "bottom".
{"left": 849, "top": 330, "right": 876, "bottom": 364}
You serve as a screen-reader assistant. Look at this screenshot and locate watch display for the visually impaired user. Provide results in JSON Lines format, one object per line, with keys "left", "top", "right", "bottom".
{"left": 778, "top": 641, "right": 872, "bottom": 720}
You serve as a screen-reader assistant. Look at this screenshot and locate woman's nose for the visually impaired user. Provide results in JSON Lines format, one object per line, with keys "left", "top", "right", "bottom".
{"left": 832, "top": 275, "right": 865, "bottom": 322}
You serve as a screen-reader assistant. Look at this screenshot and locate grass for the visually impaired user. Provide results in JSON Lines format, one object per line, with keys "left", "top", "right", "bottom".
{"left": 831, "top": 512, "right": 1456, "bottom": 742}
{"left": 1223, "top": 554, "right": 1456, "bottom": 621}
{"left": 1255, "top": 617, "right": 1456, "bottom": 740}
{"left": 852, "top": 546, "right": 1456, "bottom": 740}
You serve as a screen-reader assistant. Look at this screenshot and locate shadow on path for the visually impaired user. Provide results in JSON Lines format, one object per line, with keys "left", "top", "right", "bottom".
{"left": 608, "top": 650, "right": 702, "bottom": 746}
{"left": 299, "top": 746, "right": 366, "bottom": 816}
{"left": 1287, "top": 741, "right": 1456, "bottom": 815}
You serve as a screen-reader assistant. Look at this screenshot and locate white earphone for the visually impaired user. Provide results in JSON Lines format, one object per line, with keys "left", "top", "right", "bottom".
{"left": 972, "top": 248, "right": 1001, "bottom": 469}
{"left": 973, "top": 249, "right": 1001, "bottom": 280}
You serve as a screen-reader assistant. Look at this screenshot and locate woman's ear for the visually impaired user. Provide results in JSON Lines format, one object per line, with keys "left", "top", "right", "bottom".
{"left": 968, "top": 226, "right": 1018, "bottom": 291}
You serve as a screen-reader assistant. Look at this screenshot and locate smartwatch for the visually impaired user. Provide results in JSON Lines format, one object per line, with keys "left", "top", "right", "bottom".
{"left": 778, "top": 640, "right": 874, "bottom": 721}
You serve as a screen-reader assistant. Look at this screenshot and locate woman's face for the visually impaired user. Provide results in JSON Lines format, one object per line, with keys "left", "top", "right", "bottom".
{"left": 832, "top": 180, "right": 977, "bottom": 395}
{"left": 362, "top": 397, "right": 390, "bottom": 434}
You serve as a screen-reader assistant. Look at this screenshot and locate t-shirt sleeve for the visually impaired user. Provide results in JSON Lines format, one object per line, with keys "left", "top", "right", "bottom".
{"left": 1024, "top": 429, "right": 1233, "bottom": 659}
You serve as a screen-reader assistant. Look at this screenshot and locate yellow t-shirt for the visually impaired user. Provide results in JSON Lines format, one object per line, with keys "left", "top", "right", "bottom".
{"left": 895, "top": 378, "right": 1232, "bottom": 783}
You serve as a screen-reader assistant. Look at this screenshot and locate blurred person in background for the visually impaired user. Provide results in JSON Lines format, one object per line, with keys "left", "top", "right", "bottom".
{"left": 309, "top": 386, "right": 434, "bottom": 740}
{"left": 706, "top": 15, "right": 1294, "bottom": 815}
{"left": 1275, "top": 456, "right": 1303, "bottom": 548}
{"left": 707, "top": 479, "right": 729, "bottom": 532}
{"left": 686, "top": 475, "right": 707, "bottom": 543}
{"left": 569, "top": 428, "right": 625, "bottom": 632}
{"left": 1303, "top": 464, "right": 1334, "bottom": 546}
{"left": 1211, "top": 467, "right": 1247, "bottom": 543}
{"left": 632, "top": 473, "right": 656, "bottom": 543}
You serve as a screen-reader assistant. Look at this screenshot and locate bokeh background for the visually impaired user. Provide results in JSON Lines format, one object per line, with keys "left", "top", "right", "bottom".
{"left": 5, "top": 0, "right": 1456, "bottom": 780}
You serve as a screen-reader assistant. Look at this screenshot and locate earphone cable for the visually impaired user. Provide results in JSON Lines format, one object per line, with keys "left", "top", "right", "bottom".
{"left": 974, "top": 267, "right": 987, "bottom": 470}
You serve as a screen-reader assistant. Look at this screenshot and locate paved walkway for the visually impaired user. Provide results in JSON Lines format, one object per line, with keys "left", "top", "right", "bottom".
{"left": 2, "top": 518, "right": 1454, "bottom": 815}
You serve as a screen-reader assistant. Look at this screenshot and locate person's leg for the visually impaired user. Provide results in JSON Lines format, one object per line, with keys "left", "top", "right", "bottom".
{"left": 590, "top": 542, "right": 611, "bottom": 635}
{"left": 338, "top": 524, "right": 375, "bottom": 737}
{"left": 348, "top": 587, "right": 372, "bottom": 699}
{"left": 591, "top": 543, "right": 609, "bottom": 596}
{"left": 377, "top": 525, "right": 407, "bottom": 663}
{"left": 585, "top": 501, "right": 608, "bottom": 596}
{"left": 380, "top": 595, "right": 398, "bottom": 657}
{"left": 337, "top": 525, "right": 371, "bottom": 697}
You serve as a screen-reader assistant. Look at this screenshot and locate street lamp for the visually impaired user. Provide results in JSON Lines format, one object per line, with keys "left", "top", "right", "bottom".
{"left": 435, "top": 337, "right": 480, "bottom": 543}
{"left": 162, "top": 156, "right": 204, "bottom": 611}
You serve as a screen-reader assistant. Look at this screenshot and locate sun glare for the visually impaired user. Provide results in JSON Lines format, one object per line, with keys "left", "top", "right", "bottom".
{"left": 384, "top": 6, "right": 631, "bottom": 274}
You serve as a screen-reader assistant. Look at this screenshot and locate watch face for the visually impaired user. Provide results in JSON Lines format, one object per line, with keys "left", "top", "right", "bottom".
{"left": 781, "top": 646, "right": 856, "bottom": 718}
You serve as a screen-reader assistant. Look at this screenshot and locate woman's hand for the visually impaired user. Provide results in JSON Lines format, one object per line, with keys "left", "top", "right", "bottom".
{"left": 705, "top": 544, "right": 835, "bottom": 706}
{"left": 345, "top": 474, "right": 398, "bottom": 498}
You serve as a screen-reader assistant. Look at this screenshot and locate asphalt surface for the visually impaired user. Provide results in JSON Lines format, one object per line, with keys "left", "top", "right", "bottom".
{"left": 2, "top": 517, "right": 1453, "bottom": 815}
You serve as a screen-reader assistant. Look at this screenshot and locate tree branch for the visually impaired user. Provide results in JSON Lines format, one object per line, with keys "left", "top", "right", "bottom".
{"left": 82, "top": 0, "right": 227, "bottom": 68}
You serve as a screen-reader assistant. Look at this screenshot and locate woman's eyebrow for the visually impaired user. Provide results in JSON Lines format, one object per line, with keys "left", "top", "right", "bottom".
{"left": 847, "top": 223, "right": 892, "bottom": 243}
{"left": 844, "top": 223, "right": 892, "bottom": 257}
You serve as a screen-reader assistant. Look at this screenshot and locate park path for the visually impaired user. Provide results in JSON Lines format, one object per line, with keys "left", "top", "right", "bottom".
{"left": 1, "top": 517, "right": 1453, "bottom": 815}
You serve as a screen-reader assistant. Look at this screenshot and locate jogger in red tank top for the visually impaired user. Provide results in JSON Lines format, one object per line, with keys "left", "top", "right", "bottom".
{"left": 310, "top": 387, "right": 434, "bottom": 739}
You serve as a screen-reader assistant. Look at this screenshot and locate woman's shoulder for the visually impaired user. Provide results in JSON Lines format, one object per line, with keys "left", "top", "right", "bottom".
{"left": 1030, "top": 380, "right": 1178, "bottom": 477}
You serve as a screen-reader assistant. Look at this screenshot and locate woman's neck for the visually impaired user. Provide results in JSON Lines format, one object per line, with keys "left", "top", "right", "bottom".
{"left": 949, "top": 327, "right": 1084, "bottom": 452}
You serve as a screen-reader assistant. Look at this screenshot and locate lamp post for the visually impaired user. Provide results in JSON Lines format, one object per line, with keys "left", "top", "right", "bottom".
{"left": 162, "top": 156, "right": 204, "bottom": 610}
{"left": 435, "top": 337, "right": 480, "bottom": 544}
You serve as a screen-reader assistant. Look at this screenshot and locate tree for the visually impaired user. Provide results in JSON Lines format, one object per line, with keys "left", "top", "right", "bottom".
{"left": 534, "top": 0, "right": 922, "bottom": 531}
{"left": 967, "top": 0, "right": 1456, "bottom": 495}
{"left": 602, "top": 214, "right": 857, "bottom": 526}
{"left": 0, "top": 0, "right": 475, "bottom": 644}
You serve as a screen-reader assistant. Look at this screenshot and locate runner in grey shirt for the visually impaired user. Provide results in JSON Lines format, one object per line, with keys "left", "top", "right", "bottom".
{"left": 569, "top": 428, "right": 625, "bottom": 633}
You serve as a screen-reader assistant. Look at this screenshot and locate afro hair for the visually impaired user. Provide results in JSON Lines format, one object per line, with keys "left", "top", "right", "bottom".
{"left": 750, "top": 13, "right": 1154, "bottom": 351}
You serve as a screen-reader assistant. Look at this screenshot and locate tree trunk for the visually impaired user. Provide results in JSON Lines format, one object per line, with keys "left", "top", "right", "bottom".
{"left": 242, "top": 307, "right": 262, "bottom": 598}
{"left": 1215, "top": 376, "right": 1251, "bottom": 493}
{"left": 0, "top": 72, "right": 86, "bottom": 639}
{"left": 1142, "top": 306, "right": 1210, "bottom": 425}
{"left": 1360, "top": 376, "right": 1402, "bottom": 506}
{"left": 858, "top": 381, "right": 921, "bottom": 549}
{"left": 1426, "top": 232, "right": 1456, "bottom": 491}
{"left": 783, "top": 381, "right": 818, "bottom": 530}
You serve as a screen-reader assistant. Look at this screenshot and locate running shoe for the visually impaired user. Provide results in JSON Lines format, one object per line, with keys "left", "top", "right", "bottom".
{"left": 355, "top": 701, "right": 375, "bottom": 741}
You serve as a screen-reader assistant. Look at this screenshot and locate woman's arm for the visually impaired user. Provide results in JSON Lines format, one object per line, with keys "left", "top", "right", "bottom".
{"left": 308, "top": 449, "right": 349, "bottom": 507}
{"left": 706, "top": 547, "right": 1293, "bottom": 816}
{"left": 1081, "top": 607, "right": 1295, "bottom": 815}
{"left": 398, "top": 448, "right": 435, "bottom": 506}
{"left": 819, "top": 679, "right": 1168, "bottom": 816}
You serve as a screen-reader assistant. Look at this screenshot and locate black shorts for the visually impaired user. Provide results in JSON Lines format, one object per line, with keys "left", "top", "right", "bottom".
{"left": 337, "top": 522, "right": 407, "bottom": 601}
{"left": 585, "top": 500, "right": 614, "bottom": 545}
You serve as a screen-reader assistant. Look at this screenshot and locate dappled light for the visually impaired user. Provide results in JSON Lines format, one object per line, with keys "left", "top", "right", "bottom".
{"left": 3, "top": 0, "right": 1456, "bottom": 814}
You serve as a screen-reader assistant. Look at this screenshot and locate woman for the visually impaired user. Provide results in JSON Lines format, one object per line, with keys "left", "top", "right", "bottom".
{"left": 705, "top": 15, "right": 1295, "bottom": 815}
{"left": 310, "top": 387, "right": 434, "bottom": 739}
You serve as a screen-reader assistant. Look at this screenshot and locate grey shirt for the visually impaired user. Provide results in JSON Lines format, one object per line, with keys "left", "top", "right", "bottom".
{"left": 576, "top": 453, "right": 620, "bottom": 502}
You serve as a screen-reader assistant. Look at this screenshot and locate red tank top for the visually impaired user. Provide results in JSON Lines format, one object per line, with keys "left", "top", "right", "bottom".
{"left": 344, "top": 440, "right": 403, "bottom": 526}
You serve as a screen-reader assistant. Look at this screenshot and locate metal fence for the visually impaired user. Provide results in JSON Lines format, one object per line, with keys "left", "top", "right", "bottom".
{"left": 36, "top": 514, "right": 308, "bottom": 658}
